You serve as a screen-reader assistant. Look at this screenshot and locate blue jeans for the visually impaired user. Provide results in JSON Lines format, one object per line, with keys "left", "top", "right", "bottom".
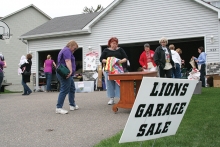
{"left": 45, "top": 72, "right": 52, "bottom": 91}
{"left": 56, "top": 72, "right": 76, "bottom": 108}
{"left": 22, "top": 76, "right": 32, "bottom": 94}
{"left": 172, "top": 63, "right": 181, "bottom": 78}
{"left": 105, "top": 72, "right": 120, "bottom": 98}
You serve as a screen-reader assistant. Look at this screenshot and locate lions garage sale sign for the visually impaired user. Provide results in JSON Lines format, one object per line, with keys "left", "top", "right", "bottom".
{"left": 119, "top": 77, "right": 197, "bottom": 143}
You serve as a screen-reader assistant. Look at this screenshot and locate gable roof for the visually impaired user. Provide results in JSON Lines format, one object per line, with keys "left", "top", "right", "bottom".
{"left": 83, "top": 0, "right": 122, "bottom": 30}
{"left": 20, "top": 12, "right": 100, "bottom": 39}
{"left": 202, "top": 0, "right": 220, "bottom": 9}
{"left": 20, "top": 0, "right": 220, "bottom": 40}
{"left": 0, "top": 4, "right": 51, "bottom": 20}
{"left": 83, "top": 0, "right": 220, "bottom": 30}
{"left": 194, "top": 0, "right": 220, "bottom": 13}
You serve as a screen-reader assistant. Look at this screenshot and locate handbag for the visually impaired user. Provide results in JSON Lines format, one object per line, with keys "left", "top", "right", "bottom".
{"left": 56, "top": 64, "right": 70, "bottom": 78}
{"left": 23, "top": 70, "right": 31, "bottom": 76}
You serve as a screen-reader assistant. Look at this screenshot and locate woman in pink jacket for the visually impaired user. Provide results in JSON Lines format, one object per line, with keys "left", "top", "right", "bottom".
{"left": 139, "top": 43, "right": 157, "bottom": 71}
{"left": 44, "top": 55, "right": 56, "bottom": 92}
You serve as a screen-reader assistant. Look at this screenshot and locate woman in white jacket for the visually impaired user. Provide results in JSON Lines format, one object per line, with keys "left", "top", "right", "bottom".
{"left": 169, "top": 44, "right": 182, "bottom": 78}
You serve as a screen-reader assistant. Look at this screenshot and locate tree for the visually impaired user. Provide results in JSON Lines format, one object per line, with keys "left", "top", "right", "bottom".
{"left": 83, "top": 5, "right": 104, "bottom": 13}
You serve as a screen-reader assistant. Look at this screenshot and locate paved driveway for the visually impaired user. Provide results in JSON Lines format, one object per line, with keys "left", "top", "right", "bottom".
{"left": 0, "top": 91, "right": 130, "bottom": 147}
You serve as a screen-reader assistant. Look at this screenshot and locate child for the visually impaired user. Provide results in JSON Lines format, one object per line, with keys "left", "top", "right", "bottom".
{"left": 18, "top": 55, "right": 28, "bottom": 75}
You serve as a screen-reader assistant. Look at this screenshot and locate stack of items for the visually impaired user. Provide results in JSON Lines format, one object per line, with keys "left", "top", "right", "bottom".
{"left": 207, "top": 62, "right": 220, "bottom": 75}
{"left": 206, "top": 62, "right": 220, "bottom": 87}
{"left": 82, "top": 71, "right": 97, "bottom": 81}
{"left": 188, "top": 59, "right": 202, "bottom": 94}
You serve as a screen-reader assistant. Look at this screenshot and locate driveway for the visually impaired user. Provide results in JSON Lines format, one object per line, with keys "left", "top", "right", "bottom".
{"left": 0, "top": 91, "right": 130, "bottom": 147}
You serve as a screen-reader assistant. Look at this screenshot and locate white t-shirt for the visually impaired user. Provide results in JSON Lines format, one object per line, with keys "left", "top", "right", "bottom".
{"left": 171, "top": 50, "right": 181, "bottom": 67}
{"left": 162, "top": 47, "right": 172, "bottom": 70}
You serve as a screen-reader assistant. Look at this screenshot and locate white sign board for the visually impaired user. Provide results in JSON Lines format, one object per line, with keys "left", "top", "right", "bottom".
{"left": 84, "top": 56, "right": 97, "bottom": 70}
{"left": 84, "top": 51, "right": 99, "bottom": 71}
{"left": 119, "top": 77, "right": 197, "bottom": 143}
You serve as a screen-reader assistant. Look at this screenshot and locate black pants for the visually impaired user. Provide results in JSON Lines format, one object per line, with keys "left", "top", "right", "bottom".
{"left": 0, "top": 72, "right": 3, "bottom": 88}
{"left": 200, "top": 64, "right": 206, "bottom": 87}
{"left": 158, "top": 66, "right": 172, "bottom": 78}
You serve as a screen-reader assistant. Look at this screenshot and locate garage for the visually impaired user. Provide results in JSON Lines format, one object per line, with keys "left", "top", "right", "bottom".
{"left": 101, "top": 37, "right": 204, "bottom": 72}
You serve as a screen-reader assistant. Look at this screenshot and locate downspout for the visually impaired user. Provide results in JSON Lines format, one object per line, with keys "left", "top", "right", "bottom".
{"left": 21, "top": 38, "right": 27, "bottom": 44}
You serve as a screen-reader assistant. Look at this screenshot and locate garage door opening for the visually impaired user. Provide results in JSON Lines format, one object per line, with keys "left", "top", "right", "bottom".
{"left": 37, "top": 48, "right": 83, "bottom": 91}
{"left": 101, "top": 37, "right": 204, "bottom": 72}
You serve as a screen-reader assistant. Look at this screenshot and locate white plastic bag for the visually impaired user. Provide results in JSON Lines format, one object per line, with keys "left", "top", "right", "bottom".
{"left": 188, "top": 68, "right": 200, "bottom": 81}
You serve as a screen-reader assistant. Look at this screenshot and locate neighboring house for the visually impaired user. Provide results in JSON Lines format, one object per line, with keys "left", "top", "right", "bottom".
{"left": 0, "top": 4, "right": 51, "bottom": 91}
{"left": 20, "top": 0, "right": 220, "bottom": 90}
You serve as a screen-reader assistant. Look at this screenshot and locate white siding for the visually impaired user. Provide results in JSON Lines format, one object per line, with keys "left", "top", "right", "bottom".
{"left": 89, "top": 0, "right": 220, "bottom": 63}
{"left": 28, "top": 0, "right": 220, "bottom": 73}
{"left": 0, "top": 7, "right": 49, "bottom": 90}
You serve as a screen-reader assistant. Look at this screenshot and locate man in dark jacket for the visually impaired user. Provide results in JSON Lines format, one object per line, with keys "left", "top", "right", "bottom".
{"left": 153, "top": 37, "right": 174, "bottom": 78}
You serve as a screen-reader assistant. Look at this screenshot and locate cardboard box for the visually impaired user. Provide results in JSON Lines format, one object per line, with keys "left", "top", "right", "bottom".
{"left": 213, "top": 75, "right": 220, "bottom": 87}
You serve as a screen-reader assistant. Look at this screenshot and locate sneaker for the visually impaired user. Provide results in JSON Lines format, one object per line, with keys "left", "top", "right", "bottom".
{"left": 27, "top": 91, "right": 32, "bottom": 95}
{"left": 108, "top": 98, "right": 114, "bottom": 105}
{"left": 70, "top": 105, "right": 79, "bottom": 111}
{"left": 56, "top": 108, "right": 68, "bottom": 114}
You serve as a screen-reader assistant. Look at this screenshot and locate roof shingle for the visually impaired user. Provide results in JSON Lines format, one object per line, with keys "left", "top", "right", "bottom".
{"left": 21, "top": 12, "right": 100, "bottom": 36}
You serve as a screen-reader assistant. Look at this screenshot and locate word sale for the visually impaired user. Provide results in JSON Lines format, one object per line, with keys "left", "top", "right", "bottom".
{"left": 137, "top": 121, "right": 171, "bottom": 137}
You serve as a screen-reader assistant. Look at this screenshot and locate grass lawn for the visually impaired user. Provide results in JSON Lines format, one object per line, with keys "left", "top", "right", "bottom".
{"left": 0, "top": 89, "right": 22, "bottom": 94}
{"left": 94, "top": 88, "right": 220, "bottom": 147}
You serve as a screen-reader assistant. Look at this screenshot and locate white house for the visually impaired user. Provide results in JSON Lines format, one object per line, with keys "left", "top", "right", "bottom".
{"left": 20, "top": 0, "right": 220, "bottom": 90}
{"left": 0, "top": 4, "right": 51, "bottom": 91}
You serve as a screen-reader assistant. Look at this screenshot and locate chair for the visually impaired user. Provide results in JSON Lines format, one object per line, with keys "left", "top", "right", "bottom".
{"left": 181, "top": 68, "right": 188, "bottom": 79}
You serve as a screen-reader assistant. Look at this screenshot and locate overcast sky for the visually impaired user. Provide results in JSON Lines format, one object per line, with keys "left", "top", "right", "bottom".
{"left": 0, "top": 0, "right": 114, "bottom": 18}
